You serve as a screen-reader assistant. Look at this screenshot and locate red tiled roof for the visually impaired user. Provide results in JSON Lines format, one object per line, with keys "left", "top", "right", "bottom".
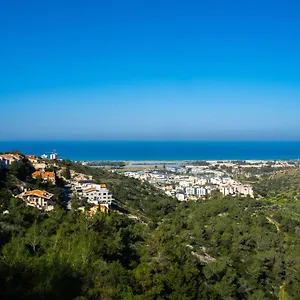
{"left": 32, "top": 171, "right": 55, "bottom": 179}
{"left": 83, "top": 187, "right": 96, "bottom": 193}
{"left": 23, "top": 190, "right": 53, "bottom": 199}
{"left": 43, "top": 172, "right": 55, "bottom": 179}
{"left": 32, "top": 171, "right": 41, "bottom": 177}
{"left": 26, "top": 155, "right": 37, "bottom": 159}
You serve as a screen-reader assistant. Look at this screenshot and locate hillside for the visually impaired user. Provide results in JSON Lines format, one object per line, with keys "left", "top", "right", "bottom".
{"left": 254, "top": 168, "right": 300, "bottom": 200}
{"left": 1, "top": 162, "right": 300, "bottom": 299}
{"left": 63, "top": 160, "right": 178, "bottom": 225}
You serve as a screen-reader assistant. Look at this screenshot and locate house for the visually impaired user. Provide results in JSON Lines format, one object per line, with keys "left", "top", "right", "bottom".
{"left": 0, "top": 153, "right": 23, "bottom": 167}
{"left": 32, "top": 162, "right": 47, "bottom": 171}
{"left": 88, "top": 204, "right": 109, "bottom": 216}
{"left": 18, "top": 189, "right": 54, "bottom": 211}
{"left": 42, "top": 172, "right": 56, "bottom": 183}
{"left": 26, "top": 155, "right": 39, "bottom": 164}
{"left": 32, "top": 171, "right": 56, "bottom": 183}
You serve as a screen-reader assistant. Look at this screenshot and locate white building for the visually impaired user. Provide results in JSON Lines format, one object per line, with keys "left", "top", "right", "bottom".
{"left": 185, "top": 187, "right": 195, "bottom": 195}
{"left": 176, "top": 193, "right": 185, "bottom": 201}
{"left": 210, "top": 178, "right": 222, "bottom": 185}
{"left": 195, "top": 187, "right": 208, "bottom": 196}
{"left": 197, "top": 178, "right": 208, "bottom": 185}
{"left": 79, "top": 184, "right": 114, "bottom": 205}
{"left": 220, "top": 186, "right": 235, "bottom": 196}
{"left": 237, "top": 184, "right": 254, "bottom": 197}
{"left": 50, "top": 152, "right": 60, "bottom": 160}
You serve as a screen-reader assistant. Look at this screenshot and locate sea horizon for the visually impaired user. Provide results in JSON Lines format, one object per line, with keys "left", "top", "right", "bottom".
{"left": 1, "top": 140, "right": 300, "bottom": 161}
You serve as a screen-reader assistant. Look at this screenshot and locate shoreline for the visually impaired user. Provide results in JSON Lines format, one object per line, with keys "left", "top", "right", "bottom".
{"left": 79, "top": 159, "right": 299, "bottom": 162}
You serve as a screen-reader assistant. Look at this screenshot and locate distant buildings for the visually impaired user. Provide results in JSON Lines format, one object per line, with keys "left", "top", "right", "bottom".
{"left": 123, "top": 165, "right": 254, "bottom": 201}
{"left": 40, "top": 151, "right": 60, "bottom": 160}
{"left": 196, "top": 187, "right": 209, "bottom": 196}
{"left": 50, "top": 152, "right": 60, "bottom": 160}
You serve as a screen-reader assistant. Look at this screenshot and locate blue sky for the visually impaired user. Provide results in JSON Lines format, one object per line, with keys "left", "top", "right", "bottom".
{"left": 0, "top": 0, "right": 300, "bottom": 140}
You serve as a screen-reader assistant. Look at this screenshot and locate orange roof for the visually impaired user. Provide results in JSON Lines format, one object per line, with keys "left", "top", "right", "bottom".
{"left": 23, "top": 189, "right": 53, "bottom": 199}
{"left": 32, "top": 171, "right": 41, "bottom": 177}
{"left": 101, "top": 184, "right": 107, "bottom": 188}
{"left": 42, "top": 172, "right": 55, "bottom": 179}
{"left": 90, "top": 205, "right": 99, "bottom": 212}
{"left": 88, "top": 205, "right": 109, "bottom": 215}
{"left": 1, "top": 154, "right": 14, "bottom": 161}
{"left": 2, "top": 154, "right": 23, "bottom": 160}
{"left": 83, "top": 187, "right": 96, "bottom": 193}
{"left": 32, "top": 171, "right": 55, "bottom": 179}
{"left": 26, "top": 155, "right": 37, "bottom": 159}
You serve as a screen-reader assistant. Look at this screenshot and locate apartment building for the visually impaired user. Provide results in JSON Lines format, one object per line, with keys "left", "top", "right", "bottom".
{"left": 73, "top": 183, "right": 114, "bottom": 205}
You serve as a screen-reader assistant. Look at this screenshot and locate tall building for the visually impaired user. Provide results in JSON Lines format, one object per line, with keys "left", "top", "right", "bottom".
{"left": 50, "top": 151, "right": 60, "bottom": 160}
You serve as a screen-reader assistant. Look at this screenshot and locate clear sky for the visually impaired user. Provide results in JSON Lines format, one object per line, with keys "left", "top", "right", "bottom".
{"left": 0, "top": 0, "right": 300, "bottom": 140}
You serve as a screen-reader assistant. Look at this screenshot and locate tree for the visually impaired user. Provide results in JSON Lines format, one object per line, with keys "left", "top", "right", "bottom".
{"left": 62, "top": 167, "right": 71, "bottom": 180}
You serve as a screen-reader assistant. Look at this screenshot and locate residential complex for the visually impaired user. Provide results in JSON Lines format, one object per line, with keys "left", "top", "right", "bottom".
{"left": 124, "top": 163, "right": 255, "bottom": 201}
{"left": 71, "top": 183, "right": 114, "bottom": 205}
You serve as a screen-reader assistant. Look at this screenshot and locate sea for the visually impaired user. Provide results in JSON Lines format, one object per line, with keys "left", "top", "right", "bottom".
{"left": 1, "top": 140, "right": 300, "bottom": 161}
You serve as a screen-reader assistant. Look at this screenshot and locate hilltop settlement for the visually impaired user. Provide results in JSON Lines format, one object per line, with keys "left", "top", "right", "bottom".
{"left": 1, "top": 151, "right": 298, "bottom": 215}
{"left": 0, "top": 152, "right": 114, "bottom": 215}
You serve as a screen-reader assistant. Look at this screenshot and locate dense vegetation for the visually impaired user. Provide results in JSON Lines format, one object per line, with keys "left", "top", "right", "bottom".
{"left": 254, "top": 169, "right": 300, "bottom": 199}
{"left": 1, "top": 160, "right": 300, "bottom": 299}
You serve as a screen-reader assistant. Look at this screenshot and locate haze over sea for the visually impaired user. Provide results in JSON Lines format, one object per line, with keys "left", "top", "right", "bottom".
{"left": 1, "top": 141, "right": 300, "bottom": 161}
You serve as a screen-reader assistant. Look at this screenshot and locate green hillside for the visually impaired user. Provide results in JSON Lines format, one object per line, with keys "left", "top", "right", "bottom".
{"left": 254, "top": 169, "right": 300, "bottom": 199}
{"left": 1, "top": 162, "right": 300, "bottom": 299}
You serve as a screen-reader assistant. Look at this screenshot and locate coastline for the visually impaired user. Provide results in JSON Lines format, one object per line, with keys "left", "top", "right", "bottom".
{"left": 2, "top": 140, "right": 300, "bottom": 161}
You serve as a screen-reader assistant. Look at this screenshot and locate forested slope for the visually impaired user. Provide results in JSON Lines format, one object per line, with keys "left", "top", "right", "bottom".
{"left": 1, "top": 162, "right": 300, "bottom": 299}
{"left": 254, "top": 168, "right": 300, "bottom": 199}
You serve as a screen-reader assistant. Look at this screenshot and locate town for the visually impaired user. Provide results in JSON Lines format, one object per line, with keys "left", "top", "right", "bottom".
{"left": 123, "top": 166, "right": 254, "bottom": 200}
{"left": 1, "top": 151, "right": 298, "bottom": 213}
{"left": 79, "top": 158, "right": 298, "bottom": 200}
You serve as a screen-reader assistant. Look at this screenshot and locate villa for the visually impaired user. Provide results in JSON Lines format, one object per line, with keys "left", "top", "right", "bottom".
{"left": 18, "top": 189, "right": 55, "bottom": 211}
